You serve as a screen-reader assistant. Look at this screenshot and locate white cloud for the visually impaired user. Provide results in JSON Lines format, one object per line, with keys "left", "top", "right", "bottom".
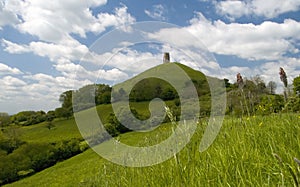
{"left": 0, "top": 1, "right": 138, "bottom": 92}
{"left": 15, "top": 1, "right": 133, "bottom": 43}
{"left": 185, "top": 13, "right": 300, "bottom": 61}
{"left": 216, "top": 0, "right": 300, "bottom": 19}
{"left": 148, "top": 15, "right": 299, "bottom": 61}
{"left": 14, "top": 0, "right": 106, "bottom": 42}
{"left": 0, "top": 63, "right": 23, "bottom": 75}
{"left": 144, "top": 12, "right": 300, "bottom": 95}
{"left": 0, "top": 0, "right": 21, "bottom": 29}
{"left": 145, "top": 4, "right": 168, "bottom": 21}
{"left": 1, "top": 76, "right": 26, "bottom": 86}
{"left": 0, "top": 72, "right": 95, "bottom": 114}
{"left": 94, "top": 6, "right": 136, "bottom": 33}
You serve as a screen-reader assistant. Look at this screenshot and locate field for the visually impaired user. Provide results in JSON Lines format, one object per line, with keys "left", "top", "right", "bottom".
{"left": 5, "top": 113, "right": 300, "bottom": 186}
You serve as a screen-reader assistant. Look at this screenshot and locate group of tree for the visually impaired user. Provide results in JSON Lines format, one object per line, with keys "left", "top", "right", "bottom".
{"left": 0, "top": 134, "right": 88, "bottom": 185}
{"left": 1, "top": 66, "right": 300, "bottom": 130}
{"left": 0, "top": 111, "right": 55, "bottom": 128}
{"left": 226, "top": 71, "right": 300, "bottom": 116}
{"left": 60, "top": 84, "right": 112, "bottom": 114}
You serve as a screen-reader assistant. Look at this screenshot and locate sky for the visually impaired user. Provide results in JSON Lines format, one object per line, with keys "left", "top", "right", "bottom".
{"left": 0, "top": 0, "right": 300, "bottom": 114}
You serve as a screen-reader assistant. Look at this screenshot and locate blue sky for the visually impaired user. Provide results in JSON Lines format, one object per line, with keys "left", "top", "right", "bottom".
{"left": 0, "top": 0, "right": 300, "bottom": 114}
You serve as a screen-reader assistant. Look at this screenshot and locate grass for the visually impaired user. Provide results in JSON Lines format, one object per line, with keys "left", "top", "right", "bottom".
{"left": 5, "top": 113, "right": 300, "bottom": 186}
{"left": 17, "top": 102, "right": 154, "bottom": 144}
{"left": 19, "top": 118, "right": 82, "bottom": 143}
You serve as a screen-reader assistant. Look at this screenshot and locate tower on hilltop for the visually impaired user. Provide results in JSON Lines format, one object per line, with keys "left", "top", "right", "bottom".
{"left": 163, "top": 52, "right": 170, "bottom": 63}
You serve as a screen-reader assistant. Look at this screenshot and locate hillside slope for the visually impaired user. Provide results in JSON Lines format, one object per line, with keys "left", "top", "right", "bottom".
{"left": 5, "top": 114, "right": 300, "bottom": 186}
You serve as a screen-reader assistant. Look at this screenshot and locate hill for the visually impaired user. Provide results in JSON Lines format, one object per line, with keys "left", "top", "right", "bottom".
{"left": 5, "top": 114, "right": 300, "bottom": 186}
{"left": 111, "top": 62, "right": 210, "bottom": 102}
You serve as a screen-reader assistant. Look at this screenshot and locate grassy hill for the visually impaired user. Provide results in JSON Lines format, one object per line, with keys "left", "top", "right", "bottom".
{"left": 2, "top": 62, "right": 299, "bottom": 186}
{"left": 5, "top": 114, "right": 300, "bottom": 186}
{"left": 112, "top": 62, "right": 210, "bottom": 102}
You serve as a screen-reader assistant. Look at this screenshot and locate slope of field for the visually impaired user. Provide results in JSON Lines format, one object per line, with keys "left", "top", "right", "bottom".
{"left": 19, "top": 118, "right": 82, "bottom": 143}
{"left": 6, "top": 114, "right": 300, "bottom": 186}
{"left": 18, "top": 102, "right": 155, "bottom": 144}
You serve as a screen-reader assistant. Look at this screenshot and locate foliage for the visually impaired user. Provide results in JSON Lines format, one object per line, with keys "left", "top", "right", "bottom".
{"left": 10, "top": 111, "right": 48, "bottom": 126}
{"left": 95, "top": 84, "right": 112, "bottom": 104}
{"left": 255, "top": 95, "right": 284, "bottom": 115}
{"left": 227, "top": 77, "right": 284, "bottom": 116}
{"left": 70, "top": 84, "right": 112, "bottom": 112}
{"left": 54, "top": 107, "right": 72, "bottom": 119}
{"left": 59, "top": 90, "right": 73, "bottom": 110}
{"left": 45, "top": 121, "right": 55, "bottom": 130}
{"left": 0, "top": 112, "right": 11, "bottom": 127}
{"left": 293, "top": 76, "right": 300, "bottom": 96}
{"left": 0, "top": 127, "right": 25, "bottom": 154}
{"left": 57, "top": 90, "right": 74, "bottom": 119}
{"left": 0, "top": 139, "right": 85, "bottom": 185}
{"left": 282, "top": 96, "right": 300, "bottom": 113}
{"left": 128, "top": 78, "right": 179, "bottom": 102}
{"left": 267, "top": 81, "right": 277, "bottom": 94}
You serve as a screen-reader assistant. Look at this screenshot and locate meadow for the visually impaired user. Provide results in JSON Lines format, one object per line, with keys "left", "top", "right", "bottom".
{"left": 5, "top": 113, "right": 300, "bottom": 186}
{"left": 2, "top": 63, "right": 300, "bottom": 186}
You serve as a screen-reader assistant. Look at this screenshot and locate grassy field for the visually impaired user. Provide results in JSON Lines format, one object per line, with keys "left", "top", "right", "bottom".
{"left": 6, "top": 113, "right": 300, "bottom": 186}
{"left": 17, "top": 102, "right": 154, "bottom": 144}
{"left": 19, "top": 118, "right": 82, "bottom": 143}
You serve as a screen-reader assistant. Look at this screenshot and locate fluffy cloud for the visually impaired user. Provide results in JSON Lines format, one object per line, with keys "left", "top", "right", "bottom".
{"left": 0, "top": 0, "right": 21, "bottom": 29}
{"left": 188, "top": 13, "right": 300, "bottom": 60}
{"left": 16, "top": 1, "right": 134, "bottom": 43}
{"left": 216, "top": 0, "right": 300, "bottom": 19}
{"left": 93, "top": 6, "right": 136, "bottom": 33}
{"left": 1, "top": 3, "right": 137, "bottom": 66}
{"left": 145, "top": 4, "right": 168, "bottom": 21}
{"left": 0, "top": 63, "right": 23, "bottom": 75}
{"left": 149, "top": 13, "right": 300, "bottom": 61}
{"left": 0, "top": 71, "right": 94, "bottom": 113}
{"left": 1, "top": 76, "right": 26, "bottom": 87}
{"left": 2, "top": 39, "right": 89, "bottom": 63}
{"left": 1, "top": 1, "right": 137, "bottom": 87}
{"left": 145, "top": 12, "right": 300, "bottom": 93}
{"left": 8, "top": 0, "right": 106, "bottom": 42}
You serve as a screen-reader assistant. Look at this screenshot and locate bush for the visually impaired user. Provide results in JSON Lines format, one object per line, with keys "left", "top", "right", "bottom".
{"left": 283, "top": 96, "right": 300, "bottom": 113}
{"left": 0, "top": 139, "right": 86, "bottom": 185}
{"left": 255, "top": 95, "right": 284, "bottom": 115}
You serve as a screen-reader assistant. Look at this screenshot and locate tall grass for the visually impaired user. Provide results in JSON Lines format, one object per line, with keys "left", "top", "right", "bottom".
{"left": 7, "top": 113, "right": 300, "bottom": 186}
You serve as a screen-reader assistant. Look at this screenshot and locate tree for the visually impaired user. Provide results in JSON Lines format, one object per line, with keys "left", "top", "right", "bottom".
{"left": 46, "top": 110, "right": 56, "bottom": 121}
{"left": 46, "top": 121, "right": 55, "bottom": 130}
{"left": 251, "top": 75, "right": 267, "bottom": 94}
{"left": 59, "top": 90, "right": 73, "bottom": 110}
{"left": 59, "top": 90, "right": 73, "bottom": 117}
{"left": 55, "top": 107, "right": 72, "bottom": 119}
{"left": 267, "top": 81, "right": 277, "bottom": 94}
{"left": 0, "top": 113, "right": 10, "bottom": 127}
{"left": 293, "top": 76, "right": 300, "bottom": 96}
{"left": 224, "top": 78, "right": 231, "bottom": 88}
{"left": 96, "top": 84, "right": 112, "bottom": 104}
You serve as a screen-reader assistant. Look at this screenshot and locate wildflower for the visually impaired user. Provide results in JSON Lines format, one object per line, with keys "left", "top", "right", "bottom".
{"left": 279, "top": 67, "right": 288, "bottom": 88}
{"left": 236, "top": 73, "right": 244, "bottom": 89}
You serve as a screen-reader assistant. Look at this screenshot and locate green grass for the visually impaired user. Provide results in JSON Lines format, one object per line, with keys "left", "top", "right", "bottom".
{"left": 17, "top": 102, "right": 149, "bottom": 144}
{"left": 6, "top": 113, "right": 300, "bottom": 186}
{"left": 19, "top": 118, "right": 82, "bottom": 143}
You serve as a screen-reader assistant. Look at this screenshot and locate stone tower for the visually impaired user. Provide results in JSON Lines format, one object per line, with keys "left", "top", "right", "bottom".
{"left": 163, "top": 52, "right": 170, "bottom": 63}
